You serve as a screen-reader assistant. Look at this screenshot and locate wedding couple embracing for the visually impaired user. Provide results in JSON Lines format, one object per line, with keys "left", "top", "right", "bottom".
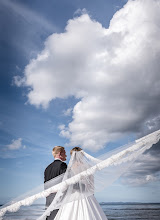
{"left": 44, "top": 146, "right": 108, "bottom": 220}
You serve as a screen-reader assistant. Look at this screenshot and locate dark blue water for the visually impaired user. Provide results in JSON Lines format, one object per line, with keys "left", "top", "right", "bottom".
{"left": 1, "top": 203, "right": 160, "bottom": 219}
{"left": 101, "top": 203, "right": 160, "bottom": 220}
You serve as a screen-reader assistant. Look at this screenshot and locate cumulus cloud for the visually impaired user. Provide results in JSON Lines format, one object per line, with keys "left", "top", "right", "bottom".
{"left": 15, "top": 0, "right": 160, "bottom": 150}
{"left": 7, "top": 138, "right": 23, "bottom": 150}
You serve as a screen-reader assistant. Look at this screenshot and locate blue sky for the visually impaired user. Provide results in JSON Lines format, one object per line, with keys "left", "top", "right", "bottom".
{"left": 0, "top": 0, "right": 160, "bottom": 204}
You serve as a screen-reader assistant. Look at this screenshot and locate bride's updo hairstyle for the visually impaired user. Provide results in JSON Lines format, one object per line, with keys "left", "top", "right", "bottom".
{"left": 70, "top": 147, "right": 82, "bottom": 155}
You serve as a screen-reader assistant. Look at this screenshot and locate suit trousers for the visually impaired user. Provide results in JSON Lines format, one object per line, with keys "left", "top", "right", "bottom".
{"left": 46, "top": 193, "right": 59, "bottom": 220}
{"left": 46, "top": 209, "right": 59, "bottom": 220}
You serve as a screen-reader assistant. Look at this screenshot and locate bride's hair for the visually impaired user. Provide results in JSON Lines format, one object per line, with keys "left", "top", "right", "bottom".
{"left": 70, "top": 147, "right": 82, "bottom": 155}
{"left": 52, "top": 146, "right": 65, "bottom": 157}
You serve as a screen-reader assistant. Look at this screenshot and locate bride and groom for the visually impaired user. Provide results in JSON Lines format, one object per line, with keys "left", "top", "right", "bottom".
{"left": 44, "top": 146, "right": 108, "bottom": 220}
{"left": 1, "top": 130, "right": 159, "bottom": 219}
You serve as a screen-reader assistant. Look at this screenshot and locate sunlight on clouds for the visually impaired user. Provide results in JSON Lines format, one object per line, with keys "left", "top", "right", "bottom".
{"left": 15, "top": 0, "right": 160, "bottom": 150}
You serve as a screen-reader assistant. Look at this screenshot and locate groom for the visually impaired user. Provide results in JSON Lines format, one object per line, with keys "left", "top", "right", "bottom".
{"left": 44, "top": 146, "right": 67, "bottom": 220}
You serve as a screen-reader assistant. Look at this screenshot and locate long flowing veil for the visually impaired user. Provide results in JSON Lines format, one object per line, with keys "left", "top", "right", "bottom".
{"left": 0, "top": 129, "right": 160, "bottom": 219}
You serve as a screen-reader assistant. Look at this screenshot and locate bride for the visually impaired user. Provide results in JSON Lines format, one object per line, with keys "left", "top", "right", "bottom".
{"left": 0, "top": 129, "right": 160, "bottom": 220}
{"left": 53, "top": 147, "right": 108, "bottom": 220}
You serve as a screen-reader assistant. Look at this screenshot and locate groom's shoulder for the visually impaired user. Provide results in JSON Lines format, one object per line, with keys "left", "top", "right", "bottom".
{"left": 45, "top": 161, "right": 55, "bottom": 171}
{"left": 45, "top": 160, "right": 67, "bottom": 171}
{"left": 53, "top": 160, "right": 67, "bottom": 168}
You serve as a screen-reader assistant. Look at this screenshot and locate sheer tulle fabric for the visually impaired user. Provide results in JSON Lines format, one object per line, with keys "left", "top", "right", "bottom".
{"left": 0, "top": 130, "right": 160, "bottom": 220}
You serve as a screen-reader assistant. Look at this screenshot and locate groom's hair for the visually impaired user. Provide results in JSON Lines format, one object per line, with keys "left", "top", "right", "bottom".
{"left": 52, "top": 146, "right": 65, "bottom": 157}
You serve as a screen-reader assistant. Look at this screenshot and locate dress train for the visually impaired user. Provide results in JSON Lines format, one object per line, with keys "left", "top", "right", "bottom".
{"left": 54, "top": 194, "right": 108, "bottom": 220}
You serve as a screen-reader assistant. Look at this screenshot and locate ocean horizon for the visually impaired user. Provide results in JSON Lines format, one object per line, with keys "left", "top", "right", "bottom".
{"left": 1, "top": 202, "right": 160, "bottom": 220}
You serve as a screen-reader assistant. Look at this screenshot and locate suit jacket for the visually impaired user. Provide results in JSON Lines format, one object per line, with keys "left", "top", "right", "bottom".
{"left": 44, "top": 160, "right": 67, "bottom": 220}
{"left": 44, "top": 160, "right": 67, "bottom": 183}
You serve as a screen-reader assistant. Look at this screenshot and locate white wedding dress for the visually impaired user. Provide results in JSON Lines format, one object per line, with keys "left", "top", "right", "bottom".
{"left": 54, "top": 194, "right": 108, "bottom": 220}
{"left": 54, "top": 151, "right": 108, "bottom": 220}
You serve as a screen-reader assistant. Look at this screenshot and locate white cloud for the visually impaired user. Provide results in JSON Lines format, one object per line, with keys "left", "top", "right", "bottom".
{"left": 58, "top": 124, "right": 65, "bottom": 130}
{"left": 122, "top": 174, "right": 159, "bottom": 186}
{"left": 74, "top": 8, "right": 89, "bottom": 17}
{"left": 7, "top": 138, "right": 23, "bottom": 150}
{"left": 63, "top": 108, "right": 73, "bottom": 116}
{"left": 14, "top": 75, "right": 26, "bottom": 87}
{"left": 145, "top": 115, "right": 160, "bottom": 131}
{"left": 146, "top": 174, "right": 157, "bottom": 182}
{"left": 15, "top": 0, "right": 160, "bottom": 150}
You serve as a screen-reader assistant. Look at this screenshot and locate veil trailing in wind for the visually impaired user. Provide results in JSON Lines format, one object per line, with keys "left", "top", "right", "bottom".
{"left": 0, "top": 130, "right": 160, "bottom": 219}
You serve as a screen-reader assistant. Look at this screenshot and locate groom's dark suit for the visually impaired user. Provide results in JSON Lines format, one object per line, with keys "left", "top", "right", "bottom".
{"left": 44, "top": 159, "right": 67, "bottom": 220}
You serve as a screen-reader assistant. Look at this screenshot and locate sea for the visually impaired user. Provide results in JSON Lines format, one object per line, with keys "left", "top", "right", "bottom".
{"left": 1, "top": 203, "right": 160, "bottom": 220}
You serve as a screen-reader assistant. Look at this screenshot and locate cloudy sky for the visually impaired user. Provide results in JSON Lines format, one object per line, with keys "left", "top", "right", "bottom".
{"left": 0, "top": 0, "right": 160, "bottom": 204}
